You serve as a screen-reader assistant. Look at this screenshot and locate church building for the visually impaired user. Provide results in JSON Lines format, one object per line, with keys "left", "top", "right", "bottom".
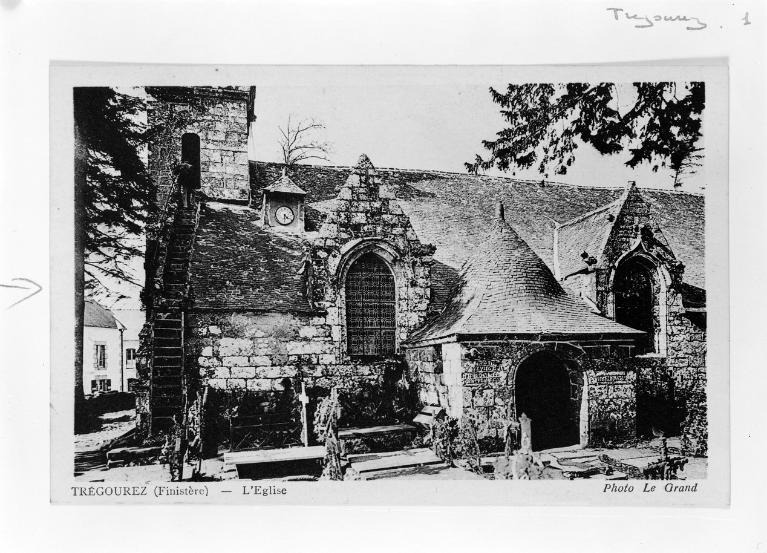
{"left": 137, "top": 87, "right": 707, "bottom": 455}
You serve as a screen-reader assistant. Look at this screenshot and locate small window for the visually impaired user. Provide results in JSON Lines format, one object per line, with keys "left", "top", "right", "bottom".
{"left": 125, "top": 348, "right": 137, "bottom": 368}
{"left": 434, "top": 344, "right": 444, "bottom": 374}
{"left": 95, "top": 344, "right": 106, "bottom": 369}
{"left": 181, "top": 133, "right": 201, "bottom": 189}
{"left": 127, "top": 378, "right": 138, "bottom": 392}
{"left": 91, "top": 379, "right": 111, "bottom": 393}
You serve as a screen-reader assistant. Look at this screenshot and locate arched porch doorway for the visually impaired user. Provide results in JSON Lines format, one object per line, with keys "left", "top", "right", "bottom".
{"left": 514, "top": 351, "right": 577, "bottom": 451}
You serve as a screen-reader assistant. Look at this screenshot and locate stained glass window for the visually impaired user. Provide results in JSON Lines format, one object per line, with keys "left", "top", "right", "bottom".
{"left": 346, "top": 253, "right": 396, "bottom": 357}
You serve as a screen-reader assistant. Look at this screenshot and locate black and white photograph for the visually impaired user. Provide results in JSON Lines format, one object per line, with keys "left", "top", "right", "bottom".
{"left": 5, "top": 0, "right": 767, "bottom": 551}
{"left": 64, "top": 69, "right": 717, "bottom": 491}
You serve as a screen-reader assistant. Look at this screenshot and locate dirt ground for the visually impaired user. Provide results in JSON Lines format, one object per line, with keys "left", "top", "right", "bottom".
{"left": 75, "top": 409, "right": 136, "bottom": 452}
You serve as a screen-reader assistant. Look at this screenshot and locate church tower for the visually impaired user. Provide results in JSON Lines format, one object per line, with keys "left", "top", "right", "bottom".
{"left": 146, "top": 86, "right": 253, "bottom": 204}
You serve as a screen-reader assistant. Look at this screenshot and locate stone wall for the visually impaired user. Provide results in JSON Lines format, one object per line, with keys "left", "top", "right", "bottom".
{"left": 188, "top": 311, "right": 396, "bottom": 392}
{"left": 187, "top": 310, "right": 418, "bottom": 435}
{"left": 586, "top": 184, "right": 706, "bottom": 450}
{"left": 147, "top": 87, "right": 251, "bottom": 203}
{"left": 406, "top": 339, "right": 638, "bottom": 447}
{"left": 309, "top": 156, "right": 436, "bottom": 356}
{"left": 666, "top": 296, "right": 707, "bottom": 454}
{"left": 585, "top": 367, "right": 637, "bottom": 445}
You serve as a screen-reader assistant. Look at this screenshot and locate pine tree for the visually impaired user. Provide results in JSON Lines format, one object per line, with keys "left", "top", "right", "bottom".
{"left": 466, "top": 82, "right": 705, "bottom": 188}
{"left": 73, "top": 87, "right": 153, "bottom": 431}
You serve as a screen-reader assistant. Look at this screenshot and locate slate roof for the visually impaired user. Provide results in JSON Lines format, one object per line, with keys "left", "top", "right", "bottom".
{"left": 408, "top": 210, "right": 643, "bottom": 342}
{"left": 555, "top": 197, "right": 625, "bottom": 279}
{"left": 189, "top": 202, "right": 313, "bottom": 312}
{"left": 264, "top": 174, "right": 307, "bottom": 195}
{"left": 193, "top": 161, "right": 704, "bottom": 311}
{"left": 384, "top": 174, "right": 704, "bottom": 307}
{"left": 84, "top": 300, "right": 123, "bottom": 329}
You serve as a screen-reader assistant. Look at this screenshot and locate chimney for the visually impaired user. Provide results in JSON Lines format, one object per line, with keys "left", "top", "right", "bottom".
{"left": 496, "top": 202, "right": 505, "bottom": 221}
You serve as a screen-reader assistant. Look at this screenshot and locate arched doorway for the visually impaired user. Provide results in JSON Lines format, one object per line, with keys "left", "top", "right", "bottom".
{"left": 614, "top": 257, "right": 657, "bottom": 354}
{"left": 514, "top": 352, "right": 577, "bottom": 451}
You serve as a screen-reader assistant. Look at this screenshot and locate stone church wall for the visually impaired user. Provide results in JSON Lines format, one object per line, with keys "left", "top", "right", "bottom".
{"left": 188, "top": 311, "right": 395, "bottom": 393}
{"left": 592, "top": 185, "right": 707, "bottom": 451}
{"left": 406, "top": 339, "right": 638, "bottom": 447}
{"left": 187, "top": 309, "right": 419, "bottom": 436}
{"left": 666, "top": 295, "right": 707, "bottom": 454}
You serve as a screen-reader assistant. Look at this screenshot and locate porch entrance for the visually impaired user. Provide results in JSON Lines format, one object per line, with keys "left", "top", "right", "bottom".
{"left": 514, "top": 352, "right": 576, "bottom": 451}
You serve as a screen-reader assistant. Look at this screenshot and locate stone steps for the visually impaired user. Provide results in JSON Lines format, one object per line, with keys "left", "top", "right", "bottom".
{"left": 346, "top": 447, "right": 442, "bottom": 475}
{"left": 224, "top": 446, "right": 326, "bottom": 480}
{"left": 338, "top": 424, "right": 418, "bottom": 456}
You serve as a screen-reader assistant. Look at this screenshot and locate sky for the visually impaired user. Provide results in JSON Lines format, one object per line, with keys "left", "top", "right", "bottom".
{"left": 249, "top": 79, "right": 705, "bottom": 192}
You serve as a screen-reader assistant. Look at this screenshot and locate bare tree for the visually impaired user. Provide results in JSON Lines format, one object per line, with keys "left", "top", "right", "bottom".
{"left": 278, "top": 115, "right": 332, "bottom": 166}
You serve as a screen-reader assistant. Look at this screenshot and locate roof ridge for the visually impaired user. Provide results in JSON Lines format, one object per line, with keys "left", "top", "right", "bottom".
{"left": 252, "top": 159, "right": 704, "bottom": 196}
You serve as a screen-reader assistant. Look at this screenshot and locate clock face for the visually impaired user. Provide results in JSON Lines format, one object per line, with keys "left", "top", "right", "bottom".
{"left": 275, "top": 206, "right": 295, "bottom": 226}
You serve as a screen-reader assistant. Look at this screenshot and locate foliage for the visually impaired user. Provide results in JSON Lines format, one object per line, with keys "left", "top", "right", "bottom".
{"left": 431, "top": 416, "right": 459, "bottom": 465}
{"left": 456, "top": 416, "right": 484, "bottom": 474}
{"left": 278, "top": 115, "right": 332, "bottom": 167}
{"left": 331, "top": 365, "right": 419, "bottom": 427}
{"left": 642, "top": 456, "right": 688, "bottom": 479}
{"left": 314, "top": 388, "right": 342, "bottom": 443}
{"left": 314, "top": 388, "right": 343, "bottom": 480}
{"left": 680, "top": 387, "right": 708, "bottom": 457}
{"left": 432, "top": 412, "right": 518, "bottom": 472}
{"left": 218, "top": 383, "right": 302, "bottom": 451}
{"left": 220, "top": 383, "right": 299, "bottom": 420}
{"left": 74, "top": 87, "right": 154, "bottom": 294}
{"left": 466, "top": 82, "right": 705, "bottom": 187}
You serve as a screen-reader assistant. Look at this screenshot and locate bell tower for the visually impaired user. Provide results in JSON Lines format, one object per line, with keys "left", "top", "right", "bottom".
{"left": 146, "top": 86, "right": 253, "bottom": 204}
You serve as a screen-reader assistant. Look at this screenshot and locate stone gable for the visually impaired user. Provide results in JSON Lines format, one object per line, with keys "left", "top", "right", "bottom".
{"left": 308, "top": 155, "right": 436, "bottom": 358}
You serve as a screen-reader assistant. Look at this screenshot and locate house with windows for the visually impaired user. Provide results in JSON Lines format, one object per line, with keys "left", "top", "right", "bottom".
{"left": 111, "top": 301, "right": 145, "bottom": 392}
{"left": 137, "top": 87, "right": 706, "bottom": 454}
{"left": 83, "top": 299, "right": 126, "bottom": 395}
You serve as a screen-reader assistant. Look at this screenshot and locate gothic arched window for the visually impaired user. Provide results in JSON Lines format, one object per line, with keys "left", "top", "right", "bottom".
{"left": 345, "top": 252, "right": 396, "bottom": 357}
{"left": 614, "top": 257, "right": 658, "bottom": 354}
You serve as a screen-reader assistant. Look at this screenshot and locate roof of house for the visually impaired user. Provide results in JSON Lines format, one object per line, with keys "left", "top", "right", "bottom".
{"left": 188, "top": 160, "right": 704, "bottom": 312}
{"left": 408, "top": 207, "right": 643, "bottom": 342}
{"left": 84, "top": 300, "right": 123, "bottom": 329}
{"left": 189, "top": 202, "right": 313, "bottom": 312}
